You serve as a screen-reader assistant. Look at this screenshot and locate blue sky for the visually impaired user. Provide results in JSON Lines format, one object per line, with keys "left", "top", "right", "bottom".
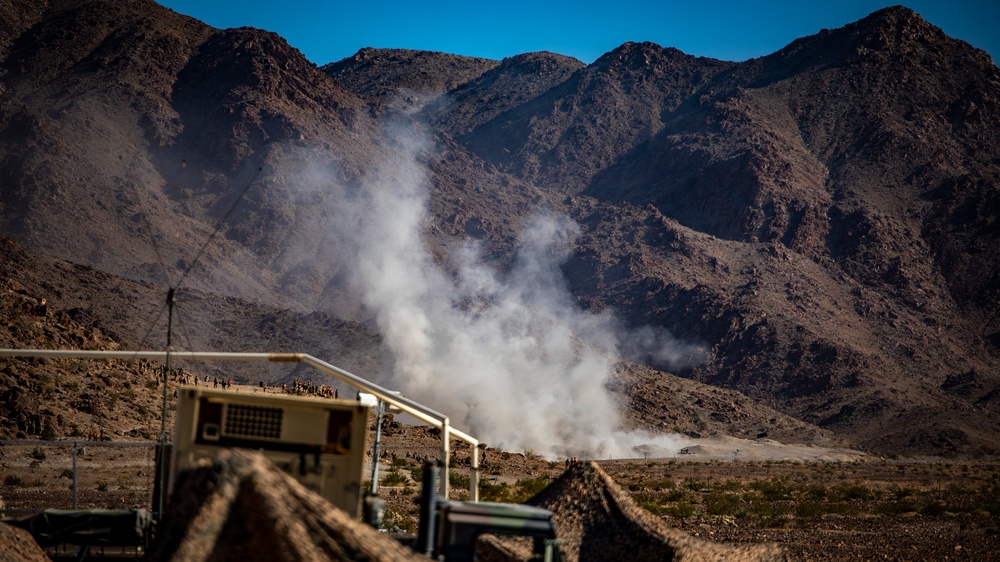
{"left": 155, "top": 1, "right": 998, "bottom": 66}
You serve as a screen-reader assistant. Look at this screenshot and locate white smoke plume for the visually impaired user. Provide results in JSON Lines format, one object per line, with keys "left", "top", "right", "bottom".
{"left": 312, "top": 124, "right": 701, "bottom": 459}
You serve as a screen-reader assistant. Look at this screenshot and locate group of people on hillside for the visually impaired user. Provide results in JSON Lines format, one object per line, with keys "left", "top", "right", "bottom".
{"left": 168, "top": 369, "right": 345, "bottom": 400}
{"left": 213, "top": 377, "right": 233, "bottom": 389}
{"left": 286, "top": 380, "right": 340, "bottom": 399}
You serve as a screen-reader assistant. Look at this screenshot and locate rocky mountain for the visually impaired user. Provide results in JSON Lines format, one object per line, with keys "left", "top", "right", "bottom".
{"left": 0, "top": 0, "right": 997, "bottom": 456}
{"left": 0, "top": 237, "right": 834, "bottom": 446}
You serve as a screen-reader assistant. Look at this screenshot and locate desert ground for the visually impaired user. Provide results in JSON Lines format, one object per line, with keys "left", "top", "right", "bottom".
{"left": 2, "top": 394, "right": 998, "bottom": 561}
{"left": 337, "top": 420, "right": 1000, "bottom": 560}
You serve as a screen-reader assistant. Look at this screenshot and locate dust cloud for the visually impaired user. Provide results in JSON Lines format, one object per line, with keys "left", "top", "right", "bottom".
{"left": 300, "top": 124, "right": 700, "bottom": 459}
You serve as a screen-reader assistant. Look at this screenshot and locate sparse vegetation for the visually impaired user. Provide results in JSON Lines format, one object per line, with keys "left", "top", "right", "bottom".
{"left": 601, "top": 456, "right": 1000, "bottom": 550}
{"left": 385, "top": 510, "right": 416, "bottom": 533}
{"left": 381, "top": 469, "right": 408, "bottom": 487}
{"left": 476, "top": 476, "right": 553, "bottom": 504}
{"left": 4, "top": 475, "right": 25, "bottom": 487}
{"left": 662, "top": 501, "right": 696, "bottom": 518}
{"left": 704, "top": 492, "right": 740, "bottom": 515}
{"left": 478, "top": 479, "right": 513, "bottom": 503}
{"left": 449, "top": 470, "right": 470, "bottom": 490}
{"left": 514, "top": 477, "right": 550, "bottom": 501}
{"left": 4, "top": 474, "right": 43, "bottom": 488}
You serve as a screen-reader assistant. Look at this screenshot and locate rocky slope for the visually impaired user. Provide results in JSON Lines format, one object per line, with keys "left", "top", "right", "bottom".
{"left": 0, "top": 236, "right": 831, "bottom": 445}
{"left": 0, "top": 0, "right": 997, "bottom": 455}
{"left": 333, "top": 7, "right": 1000, "bottom": 455}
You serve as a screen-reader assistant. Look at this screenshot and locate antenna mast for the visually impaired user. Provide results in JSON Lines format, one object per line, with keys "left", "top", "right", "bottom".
{"left": 157, "top": 288, "right": 176, "bottom": 518}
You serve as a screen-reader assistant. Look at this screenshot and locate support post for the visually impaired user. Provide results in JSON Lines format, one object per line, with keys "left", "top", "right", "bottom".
{"left": 470, "top": 444, "right": 479, "bottom": 502}
{"left": 416, "top": 461, "right": 439, "bottom": 556}
{"left": 440, "top": 418, "right": 450, "bottom": 500}
{"left": 370, "top": 399, "right": 385, "bottom": 496}
{"left": 71, "top": 442, "right": 78, "bottom": 510}
{"left": 157, "top": 288, "right": 175, "bottom": 518}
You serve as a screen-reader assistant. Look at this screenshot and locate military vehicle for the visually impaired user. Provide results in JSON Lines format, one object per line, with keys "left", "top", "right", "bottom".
{"left": 415, "top": 462, "right": 563, "bottom": 561}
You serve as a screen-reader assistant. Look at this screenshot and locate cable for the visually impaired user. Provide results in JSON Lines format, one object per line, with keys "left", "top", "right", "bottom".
{"left": 132, "top": 161, "right": 263, "bottom": 354}
{"left": 174, "top": 165, "right": 264, "bottom": 292}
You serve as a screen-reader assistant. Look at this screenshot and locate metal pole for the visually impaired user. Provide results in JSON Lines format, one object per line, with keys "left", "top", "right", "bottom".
{"left": 370, "top": 399, "right": 384, "bottom": 496}
{"left": 470, "top": 444, "right": 479, "bottom": 502}
{"left": 157, "top": 288, "right": 175, "bottom": 518}
{"left": 440, "top": 418, "right": 450, "bottom": 499}
{"left": 72, "top": 442, "right": 78, "bottom": 510}
{"left": 416, "top": 461, "right": 439, "bottom": 555}
{"left": 299, "top": 355, "right": 469, "bottom": 499}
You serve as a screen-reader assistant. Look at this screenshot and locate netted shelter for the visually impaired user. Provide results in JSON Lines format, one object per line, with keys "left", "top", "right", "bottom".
{"left": 149, "top": 450, "right": 426, "bottom": 562}
{"left": 516, "top": 461, "right": 786, "bottom": 562}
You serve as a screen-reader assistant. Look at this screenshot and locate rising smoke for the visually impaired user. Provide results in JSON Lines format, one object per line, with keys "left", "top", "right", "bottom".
{"left": 307, "top": 123, "right": 701, "bottom": 459}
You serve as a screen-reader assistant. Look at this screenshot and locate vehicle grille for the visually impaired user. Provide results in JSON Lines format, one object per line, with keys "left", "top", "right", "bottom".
{"left": 224, "top": 404, "right": 283, "bottom": 439}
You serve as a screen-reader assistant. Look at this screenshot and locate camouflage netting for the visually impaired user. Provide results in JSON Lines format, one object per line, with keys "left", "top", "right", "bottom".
{"left": 149, "top": 450, "right": 425, "bottom": 562}
{"left": 149, "top": 450, "right": 783, "bottom": 562}
{"left": 0, "top": 522, "right": 50, "bottom": 562}
{"left": 514, "top": 462, "right": 787, "bottom": 562}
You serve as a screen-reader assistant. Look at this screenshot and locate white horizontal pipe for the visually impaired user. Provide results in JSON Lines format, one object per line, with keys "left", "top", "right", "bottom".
{"left": 0, "top": 349, "right": 282, "bottom": 362}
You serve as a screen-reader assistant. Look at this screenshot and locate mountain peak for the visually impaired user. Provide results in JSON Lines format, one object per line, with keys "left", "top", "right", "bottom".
{"left": 755, "top": 4, "right": 993, "bottom": 81}
{"left": 593, "top": 41, "right": 698, "bottom": 70}
{"left": 322, "top": 48, "right": 500, "bottom": 103}
{"left": 852, "top": 5, "right": 949, "bottom": 56}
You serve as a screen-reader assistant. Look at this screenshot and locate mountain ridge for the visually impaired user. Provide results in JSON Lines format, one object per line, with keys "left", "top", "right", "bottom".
{"left": 0, "top": 0, "right": 997, "bottom": 456}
